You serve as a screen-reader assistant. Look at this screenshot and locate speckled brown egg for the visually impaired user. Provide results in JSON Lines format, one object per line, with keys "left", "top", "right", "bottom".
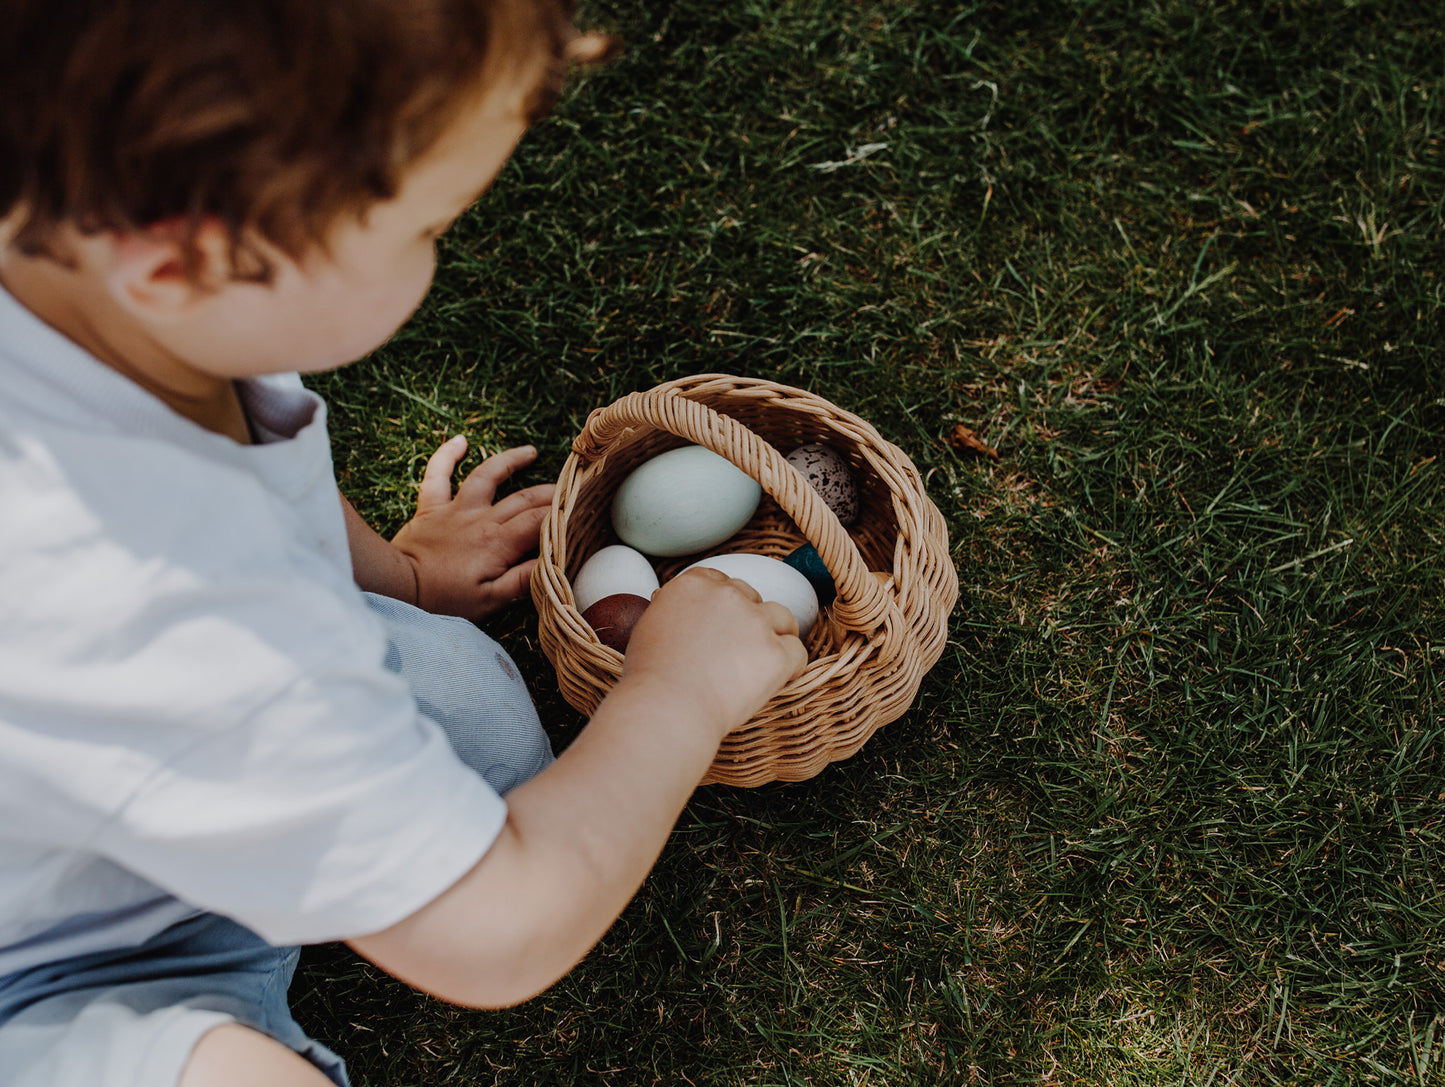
{"left": 785, "top": 443, "right": 859, "bottom": 525}
{"left": 581, "top": 593, "right": 651, "bottom": 654}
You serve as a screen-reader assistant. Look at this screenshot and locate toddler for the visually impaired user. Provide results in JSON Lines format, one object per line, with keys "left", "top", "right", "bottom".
{"left": 0, "top": 2, "right": 807, "bottom": 1085}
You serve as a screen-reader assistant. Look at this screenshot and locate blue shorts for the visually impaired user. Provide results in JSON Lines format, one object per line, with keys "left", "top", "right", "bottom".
{"left": 0, "top": 595, "right": 553, "bottom": 1087}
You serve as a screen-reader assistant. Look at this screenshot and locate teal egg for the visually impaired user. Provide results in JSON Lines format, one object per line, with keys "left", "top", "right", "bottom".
{"left": 783, "top": 544, "right": 836, "bottom": 606}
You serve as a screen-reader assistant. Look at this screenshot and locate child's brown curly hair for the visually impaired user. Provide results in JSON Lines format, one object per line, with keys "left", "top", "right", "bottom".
{"left": 0, "top": 0, "right": 616, "bottom": 280}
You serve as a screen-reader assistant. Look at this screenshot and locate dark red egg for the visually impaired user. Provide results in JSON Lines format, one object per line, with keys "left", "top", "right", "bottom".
{"left": 581, "top": 593, "right": 651, "bottom": 654}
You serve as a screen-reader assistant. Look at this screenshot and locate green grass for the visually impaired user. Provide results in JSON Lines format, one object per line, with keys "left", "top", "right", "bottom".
{"left": 296, "top": 0, "right": 1445, "bottom": 1082}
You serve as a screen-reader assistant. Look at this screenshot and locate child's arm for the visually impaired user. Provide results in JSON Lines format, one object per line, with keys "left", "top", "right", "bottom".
{"left": 339, "top": 493, "right": 420, "bottom": 601}
{"left": 346, "top": 567, "right": 809, "bottom": 1008}
{"left": 341, "top": 437, "right": 553, "bottom": 620}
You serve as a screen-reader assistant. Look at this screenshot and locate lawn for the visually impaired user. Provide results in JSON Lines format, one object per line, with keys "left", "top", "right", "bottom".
{"left": 295, "top": 0, "right": 1445, "bottom": 1083}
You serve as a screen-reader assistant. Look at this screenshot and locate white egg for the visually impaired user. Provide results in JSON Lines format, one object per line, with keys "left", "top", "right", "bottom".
{"left": 682, "top": 552, "right": 820, "bottom": 636}
{"left": 611, "top": 445, "right": 762, "bottom": 557}
{"left": 572, "top": 544, "right": 660, "bottom": 614}
{"left": 785, "top": 443, "right": 859, "bottom": 525}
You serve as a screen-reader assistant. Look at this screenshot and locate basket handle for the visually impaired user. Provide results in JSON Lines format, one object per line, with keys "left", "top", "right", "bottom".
{"left": 574, "top": 386, "right": 895, "bottom": 635}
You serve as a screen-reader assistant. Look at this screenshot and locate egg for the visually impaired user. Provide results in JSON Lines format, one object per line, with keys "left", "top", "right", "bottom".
{"left": 611, "top": 445, "right": 763, "bottom": 557}
{"left": 582, "top": 593, "right": 651, "bottom": 654}
{"left": 783, "top": 543, "right": 837, "bottom": 606}
{"left": 785, "top": 443, "right": 858, "bottom": 525}
{"left": 682, "top": 552, "right": 820, "bottom": 636}
{"left": 572, "top": 544, "right": 659, "bottom": 614}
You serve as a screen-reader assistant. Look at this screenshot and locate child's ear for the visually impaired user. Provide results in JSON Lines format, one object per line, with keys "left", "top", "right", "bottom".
{"left": 104, "top": 219, "right": 234, "bottom": 320}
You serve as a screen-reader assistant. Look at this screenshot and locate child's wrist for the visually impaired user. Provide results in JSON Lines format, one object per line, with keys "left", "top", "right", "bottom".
{"left": 406, "top": 558, "right": 421, "bottom": 608}
{"left": 390, "top": 545, "right": 422, "bottom": 609}
{"left": 610, "top": 669, "right": 737, "bottom": 744}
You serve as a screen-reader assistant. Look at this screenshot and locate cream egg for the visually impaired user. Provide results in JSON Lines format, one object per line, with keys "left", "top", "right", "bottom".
{"left": 572, "top": 544, "right": 660, "bottom": 614}
{"left": 682, "top": 552, "right": 820, "bottom": 636}
{"left": 611, "top": 445, "right": 762, "bottom": 557}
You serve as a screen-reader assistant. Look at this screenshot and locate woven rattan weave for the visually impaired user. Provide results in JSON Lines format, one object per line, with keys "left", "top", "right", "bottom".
{"left": 531, "top": 374, "right": 957, "bottom": 786}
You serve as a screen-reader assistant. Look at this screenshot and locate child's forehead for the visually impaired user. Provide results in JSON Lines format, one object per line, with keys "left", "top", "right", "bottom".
{"left": 378, "top": 77, "right": 536, "bottom": 217}
{"left": 492, "top": 40, "right": 568, "bottom": 126}
{"left": 437, "top": 66, "right": 540, "bottom": 157}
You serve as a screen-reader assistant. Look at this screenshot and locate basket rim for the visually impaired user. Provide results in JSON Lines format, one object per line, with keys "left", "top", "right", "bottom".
{"left": 565, "top": 374, "right": 928, "bottom": 637}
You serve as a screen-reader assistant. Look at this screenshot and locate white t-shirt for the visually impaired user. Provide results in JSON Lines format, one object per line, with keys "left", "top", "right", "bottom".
{"left": 0, "top": 283, "right": 507, "bottom": 976}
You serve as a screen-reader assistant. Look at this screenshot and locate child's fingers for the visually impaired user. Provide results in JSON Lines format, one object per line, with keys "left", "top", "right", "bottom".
{"left": 485, "top": 483, "right": 555, "bottom": 523}
{"left": 481, "top": 503, "right": 550, "bottom": 558}
{"left": 416, "top": 435, "right": 468, "bottom": 511}
{"left": 780, "top": 628, "right": 810, "bottom": 679}
{"left": 760, "top": 600, "right": 800, "bottom": 637}
{"left": 681, "top": 566, "right": 766, "bottom": 606}
{"left": 457, "top": 445, "right": 539, "bottom": 504}
{"left": 483, "top": 558, "right": 539, "bottom": 606}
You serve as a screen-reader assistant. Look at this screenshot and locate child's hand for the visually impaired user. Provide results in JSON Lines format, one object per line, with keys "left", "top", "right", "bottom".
{"left": 391, "top": 437, "right": 554, "bottom": 622}
{"left": 619, "top": 567, "right": 810, "bottom": 739}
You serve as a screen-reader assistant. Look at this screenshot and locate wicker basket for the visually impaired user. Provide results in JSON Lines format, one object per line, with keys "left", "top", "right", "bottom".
{"left": 531, "top": 374, "right": 958, "bottom": 787}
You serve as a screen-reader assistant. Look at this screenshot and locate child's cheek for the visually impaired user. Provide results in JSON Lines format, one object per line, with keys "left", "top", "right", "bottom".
{"left": 363, "top": 246, "right": 437, "bottom": 351}
{"left": 395, "top": 245, "right": 438, "bottom": 321}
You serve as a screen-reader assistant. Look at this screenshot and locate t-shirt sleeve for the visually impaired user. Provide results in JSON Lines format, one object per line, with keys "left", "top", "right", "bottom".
{"left": 94, "top": 668, "right": 509, "bottom": 946}
{"left": 43, "top": 572, "right": 509, "bottom": 946}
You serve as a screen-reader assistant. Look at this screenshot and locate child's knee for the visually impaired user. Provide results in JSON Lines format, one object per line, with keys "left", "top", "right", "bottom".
{"left": 181, "top": 1023, "right": 339, "bottom": 1087}
{"left": 364, "top": 594, "right": 553, "bottom": 794}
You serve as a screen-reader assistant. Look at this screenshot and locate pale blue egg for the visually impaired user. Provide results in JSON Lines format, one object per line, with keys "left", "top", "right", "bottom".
{"left": 611, "top": 445, "right": 762, "bottom": 557}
